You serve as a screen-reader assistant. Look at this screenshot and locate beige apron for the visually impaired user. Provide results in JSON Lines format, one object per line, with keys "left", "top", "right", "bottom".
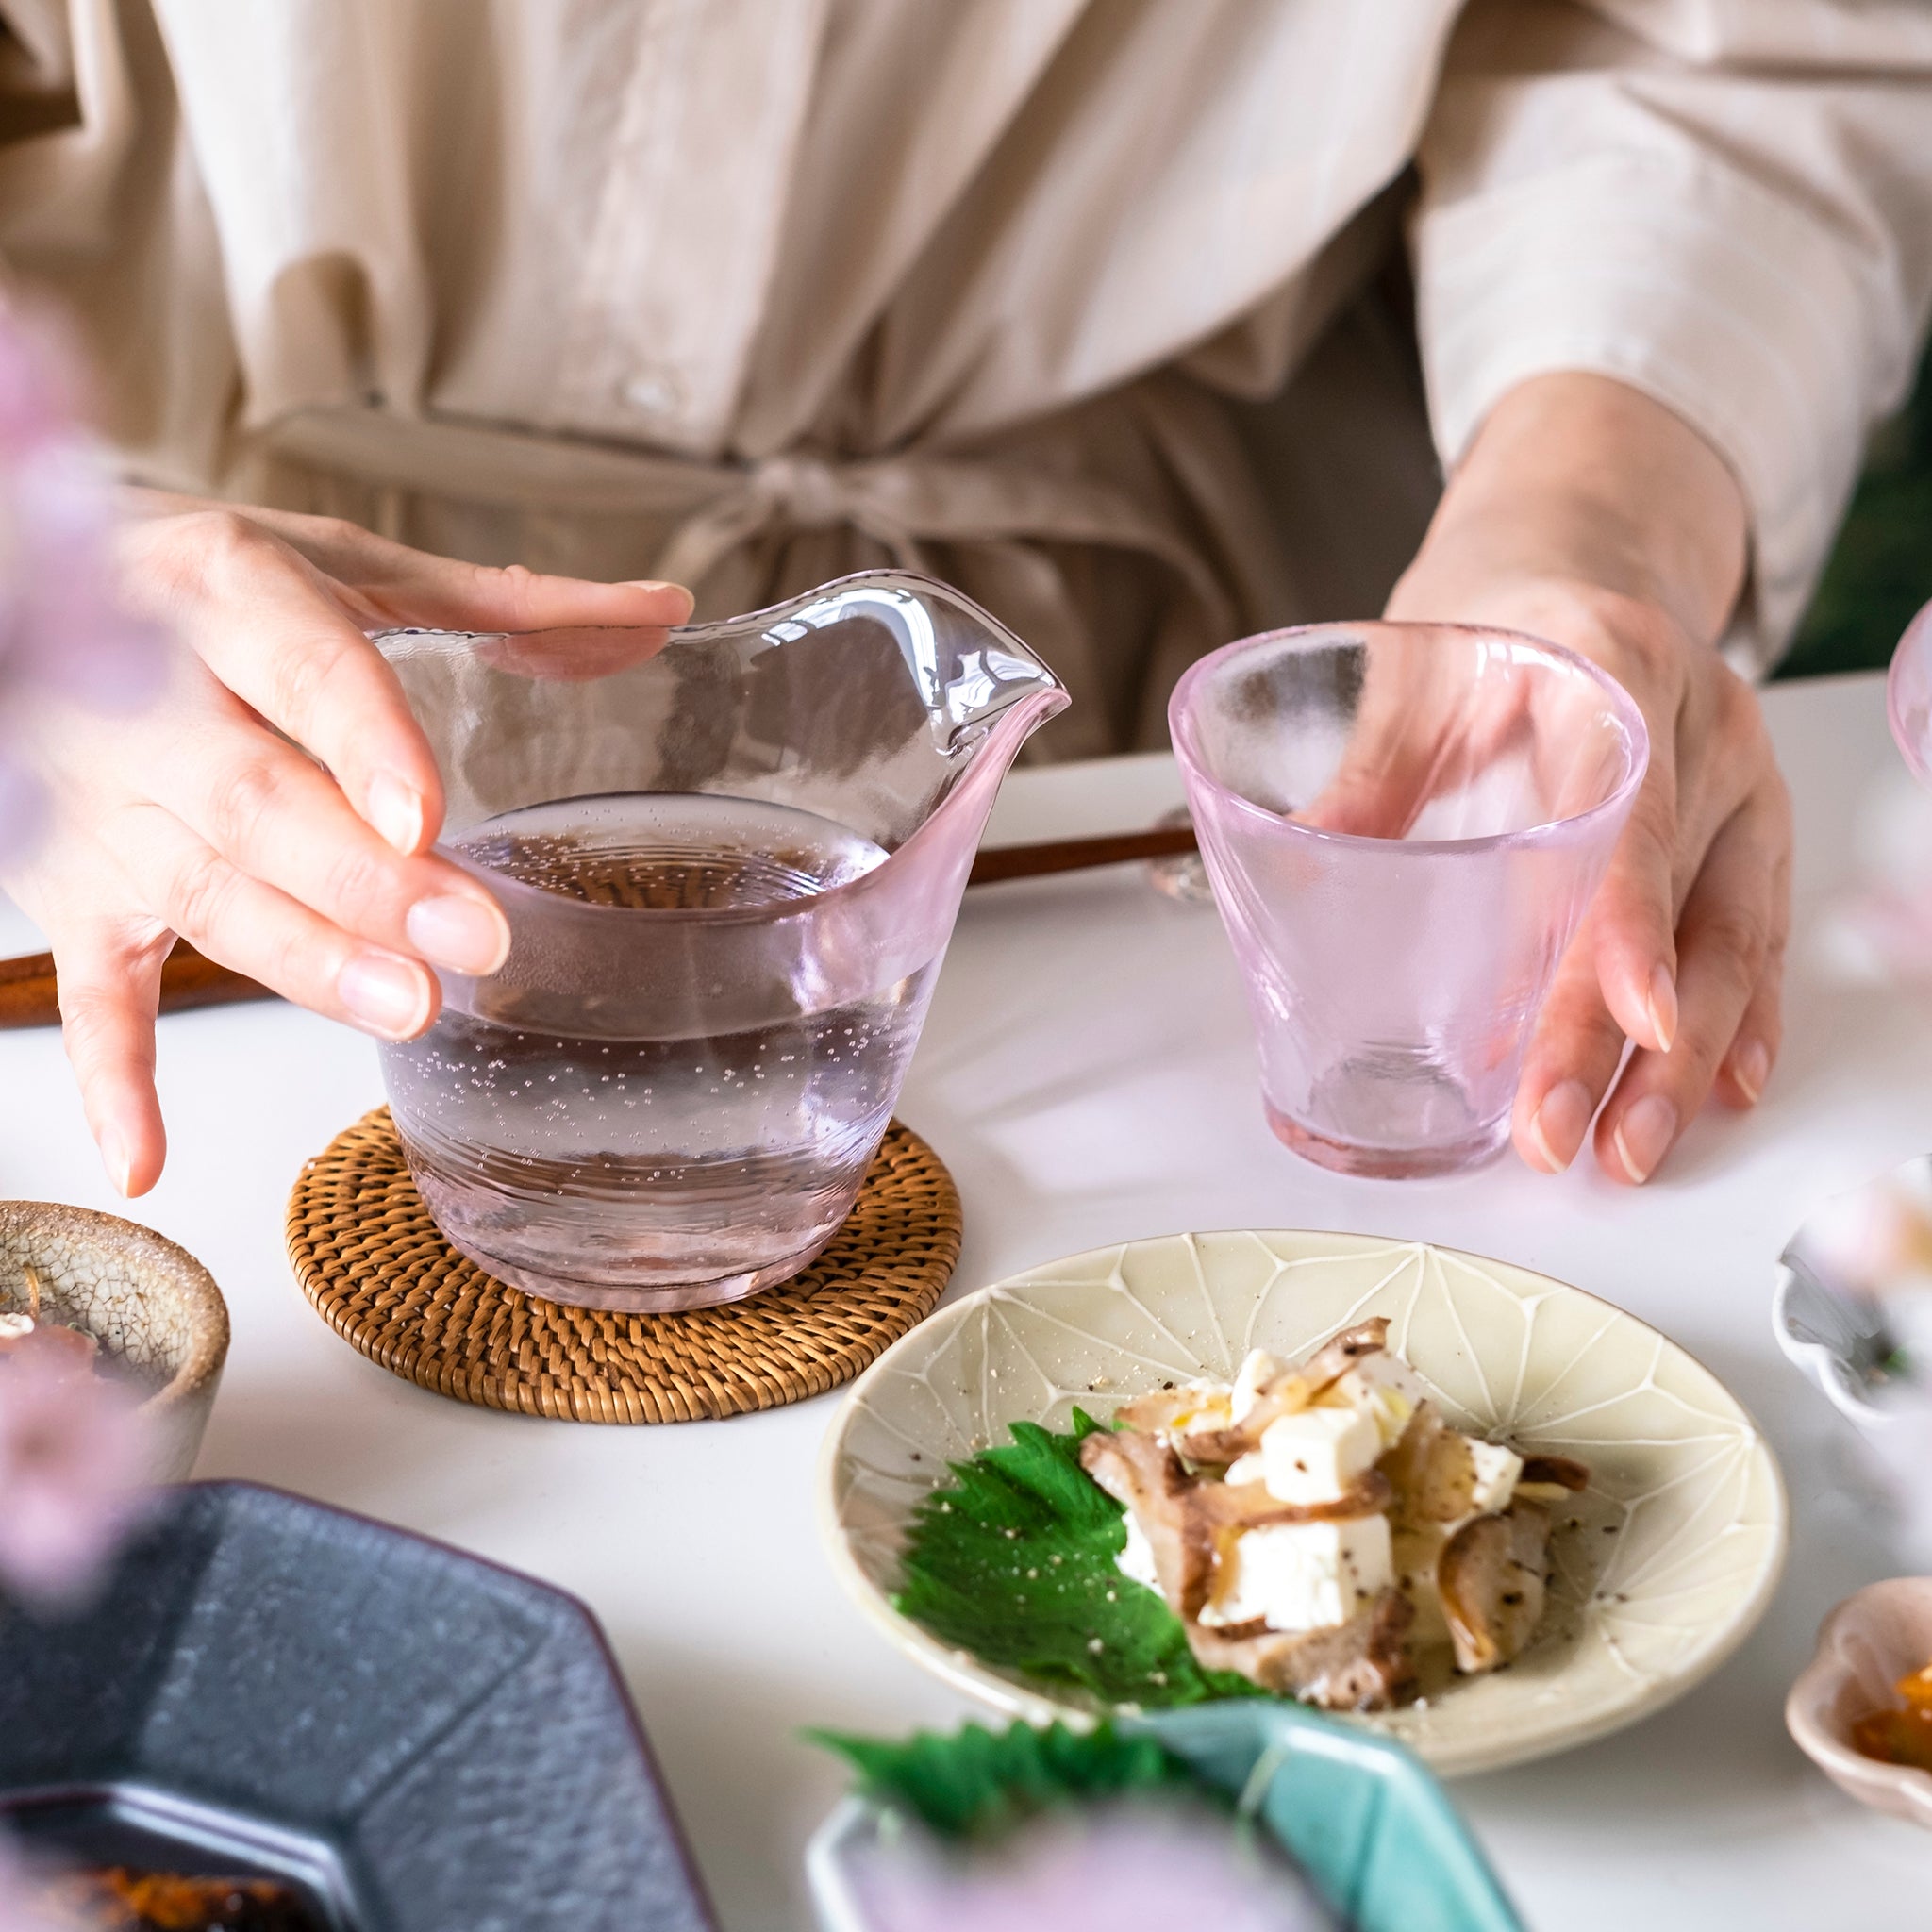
{"left": 4, "top": 0, "right": 1930, "bottom": 738}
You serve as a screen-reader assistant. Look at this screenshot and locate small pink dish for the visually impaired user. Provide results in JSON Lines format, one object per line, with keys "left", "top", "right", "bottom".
{"left": 1787, "top": 1579, "right": 1932, "bottom": 1826}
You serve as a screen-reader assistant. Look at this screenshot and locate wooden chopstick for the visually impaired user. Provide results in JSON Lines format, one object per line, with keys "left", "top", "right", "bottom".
{"left": 964, "top": 821, "right": 1197, "bottom": 886}
{"left": 0, "top": 822, "right": 1199, "bottom": 1030}
{"left": 0, "top": 943, "right": 270, "bottom": 1030}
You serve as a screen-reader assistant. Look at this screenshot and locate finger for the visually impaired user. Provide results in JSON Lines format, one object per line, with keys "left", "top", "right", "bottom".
{"left": 50, "top": 918, "right": 172, "bottom": 1197}
{"left": 108, "top": 801, "right": 441, "bottom": 1041}
{"left": 128, "top": 511, "right": 449, "bottom": 858}
{"left": 1304, "top": 632, "right": 1524, "bottom": 837}
{"left": 1587, "top": 758, "right": 1681, "bottom": 1055}
{"left": 1306, "top": 658, "right": 1465, "bottom": 834}
{"left": 1510, "top": 920, "right": 1628, "bottom": 1174}
{"left": 1714, "top": 937, "right": 1785, "bottom": 1109}
{"left": 230, "top": 508, "right": 695, "bottom": 636}
{"left": 352, "top": 550, "right": 693, "bottom": 637}
{"left": 152, "top": 708, "right": 508, "bottom": 975}
{"left": 1592, "top": 799, "right": 1780, "bottom": 1184}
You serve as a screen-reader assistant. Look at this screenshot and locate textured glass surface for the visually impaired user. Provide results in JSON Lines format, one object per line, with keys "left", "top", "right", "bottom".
{"left": 370, "top": 572, "right": 1065, "bottom": 1309}
{"left": 1888, "top": 599, "right": 1932, "bottom": 784}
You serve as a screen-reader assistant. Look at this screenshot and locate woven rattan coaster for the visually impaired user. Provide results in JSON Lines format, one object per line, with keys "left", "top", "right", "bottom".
{"left": 286, "top": 1107, "right": 960, "bottom": 1424}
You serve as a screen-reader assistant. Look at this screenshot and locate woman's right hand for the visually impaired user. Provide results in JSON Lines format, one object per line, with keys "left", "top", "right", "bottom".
{"left": 3, "top": 493, "right": 691, "bottom": 1197}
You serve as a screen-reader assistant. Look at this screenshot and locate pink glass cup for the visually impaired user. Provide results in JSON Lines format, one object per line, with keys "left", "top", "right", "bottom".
{"left": 1170, "top": 623, "right": 1648, "bottom": 1178}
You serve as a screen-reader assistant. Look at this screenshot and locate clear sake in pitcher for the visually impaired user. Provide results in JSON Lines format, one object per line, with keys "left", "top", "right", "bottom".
{"left": 372, "top": 571, "right": 1066, "bottom": 1312}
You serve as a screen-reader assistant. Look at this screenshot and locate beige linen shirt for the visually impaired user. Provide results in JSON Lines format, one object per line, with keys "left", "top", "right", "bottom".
{"left": 2, "top": 0, "right": 1930, "bottom": 755}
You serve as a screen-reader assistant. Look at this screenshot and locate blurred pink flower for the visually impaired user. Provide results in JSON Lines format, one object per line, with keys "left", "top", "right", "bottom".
{"left": 0, "top": 1339, "right": 155, "bottom": 1612}
{"left": 0, "top": 306, "right": 165, "bottom": 861}
{"left": 0, "top": 1839, "right": 62, "bottom": 1932}
{"left": 1803, "top": 1180, "right": 1932, "bottom": 1299}
{"left": 852, "top": 1804, "right": 1334, "bottom": 1932}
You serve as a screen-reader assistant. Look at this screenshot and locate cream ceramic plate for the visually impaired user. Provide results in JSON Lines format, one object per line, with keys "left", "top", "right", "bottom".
{"left": 817, "top": 1231, "right": 1788, "bottom": 1776}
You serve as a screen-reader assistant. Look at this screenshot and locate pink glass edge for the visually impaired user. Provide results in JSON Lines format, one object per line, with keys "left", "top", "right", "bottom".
{"left": 1887, "top": 599, "right": 1932, "bottom": 786}
{"left": 1167, "top": 620, "right": 1651, "bottom": 857}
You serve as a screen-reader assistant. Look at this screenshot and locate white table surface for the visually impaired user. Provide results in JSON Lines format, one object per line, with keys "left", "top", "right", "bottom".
{"left": 3, "top": 671, "right": 1930, "bottom": 1930}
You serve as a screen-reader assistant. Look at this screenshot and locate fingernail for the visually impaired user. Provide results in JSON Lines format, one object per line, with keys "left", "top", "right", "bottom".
{"left": 1526, "top": 1080, "right": 1593, "bottom": 1174}
{"left": 365, "top": 771, "right": 424, "bottom": 856}
{"left": 1646, "top": 963, "right": 1678, "bottom": 1054}
{"left": 406, "top": 894, "right": 509, "bottom": 975}
{"left": 1733, "top": 1039, "right": 1771, "bottom": 1106}
{"left": 338, "top": 951, "right": 432, "bottom": 1038}
{"left": 624, "top": 580, "right": 695, "bottom": 618}
{"left": 99, "top": 1122, "right": 132, "bottom": 1197}
{"left": 1612, "top": 1093, "right": 1677, "bottom": 1185}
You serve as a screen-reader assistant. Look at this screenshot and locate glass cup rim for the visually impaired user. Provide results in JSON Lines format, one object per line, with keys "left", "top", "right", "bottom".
{"left": 1168, "top": 619, "right": 1650, "bottom": 857}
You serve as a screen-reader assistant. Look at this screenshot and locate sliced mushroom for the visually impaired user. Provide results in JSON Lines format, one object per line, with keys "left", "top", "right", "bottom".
{"left": 1083, "top": 1426, "right": 1399, "bottom": 1624}
{"left": 1079, "top": 1427, "right": 1217, "bottom": 1619}
{"left": 1189, "top": 1586, "right": 1416, "bottom": 1711}
{"left": 1115, "top": 1381, "right": 1230, "bottom": 1439}
{"left": 1173, "top": 1319, "right": 1393, "bottom": 1464}
{"left": 1438, "top": 1499, "right": 1553, "bottom": 1674}
{"left": 1519, "top": 1455, "right": 1590, "bottom": 1492}
{"left": 1191, "top": 1469, "right": 1394, "bottom": 1535}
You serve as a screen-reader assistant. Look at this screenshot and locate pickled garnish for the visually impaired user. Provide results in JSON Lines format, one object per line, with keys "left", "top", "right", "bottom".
{"left": 28, "top": 1864, "right": 322, "bottom": 1930}
{"left": 1896, "top": 1662, "right": 1932, "bottom": 1710}
{"left": 1851, "top": 1664, "right": 1932, "bottom": 1771}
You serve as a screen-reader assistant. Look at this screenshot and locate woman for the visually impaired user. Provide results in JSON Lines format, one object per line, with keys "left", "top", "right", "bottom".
{"left": 4, "top": 0, "right": 1930, "bottom": 1192}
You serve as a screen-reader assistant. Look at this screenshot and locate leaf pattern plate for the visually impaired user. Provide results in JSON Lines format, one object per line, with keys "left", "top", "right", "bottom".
{"left": 816, "top": 1230, "right": 1787, "bottom": 1776}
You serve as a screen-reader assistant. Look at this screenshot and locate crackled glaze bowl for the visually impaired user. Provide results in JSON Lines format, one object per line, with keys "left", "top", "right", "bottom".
{"left": 1787, "top": 1579, "right": 1932, "bottom": 1828}
{"left": 0, "top": 1201, "right": 228, "bottom": 1481}
{"left": 817, "top": 1231, "right": 1787, "bottom": 1776}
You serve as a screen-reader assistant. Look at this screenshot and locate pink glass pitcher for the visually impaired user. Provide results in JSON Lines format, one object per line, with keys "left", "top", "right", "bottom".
{"left": 371, "top": 571, "right": 1065, "bottom": 1311}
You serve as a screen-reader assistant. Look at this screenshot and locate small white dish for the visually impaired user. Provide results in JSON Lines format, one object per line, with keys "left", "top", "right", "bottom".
{"left": 1774, "top": 1155, "right": 1932, "bottom": 1424}
{"left": 817, "top": 1230, "right": 1788, "bottom": 1777}
{"left": 1787, "top": 1578, "right": 1932, "bottom": 1828}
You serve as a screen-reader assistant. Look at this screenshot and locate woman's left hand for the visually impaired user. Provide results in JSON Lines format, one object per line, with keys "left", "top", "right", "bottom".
{"left": 1385, "top": 374, "right": 1790, "bottom": 1185}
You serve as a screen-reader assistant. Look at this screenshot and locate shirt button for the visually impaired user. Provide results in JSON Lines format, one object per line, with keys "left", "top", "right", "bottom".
{"left": 620, "top": 368, "right": 684, "bottom": 415}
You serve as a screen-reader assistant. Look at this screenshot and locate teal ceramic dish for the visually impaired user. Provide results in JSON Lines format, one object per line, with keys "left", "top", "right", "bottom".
{"left": 807, "top": 1701, "right": 1522, "bottom": 1932}
{"left": 1132, "top": 1703, "right": 1523, "bottom": 1932}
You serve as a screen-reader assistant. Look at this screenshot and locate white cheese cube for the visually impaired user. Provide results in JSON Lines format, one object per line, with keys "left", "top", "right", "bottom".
{"left": 1116, "top": 1512, "right": 1163, "bottom": 1594}
{"left": 1257, "top": 1404, "right": 1382, "bottom": 1505}
{"left": 1465, "top": 1437, "right": 1523, "bottom": 1516}
{"left": 1229, "top": 1349, "right": 1282, "bottom": 1423}
{"left": 1198, "top": 1514, "right": 1392, "bottom": 1633}
{"left": 1224, "top": 1450, "right": 1265, "bottom": 1487}
{"left": 1321, "top": 1353, "right": 1426, "bottom": 1449}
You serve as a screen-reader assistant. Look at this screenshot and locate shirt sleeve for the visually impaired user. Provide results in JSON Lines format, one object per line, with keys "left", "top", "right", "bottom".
{"left": 1413, "top": 0, "right": 1932, "bottom": 670}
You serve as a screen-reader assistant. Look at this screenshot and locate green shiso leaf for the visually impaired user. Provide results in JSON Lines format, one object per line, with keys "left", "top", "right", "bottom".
{"left": 890, "top": 1408, "right": 1259, "bottom": 1709}
{"left": 807, "top": 1718, "right": 1199, "bottom": 1841}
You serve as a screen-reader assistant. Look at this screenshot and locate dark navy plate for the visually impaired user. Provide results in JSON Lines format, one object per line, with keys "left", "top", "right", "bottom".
{"left": 0, "top": 1481, "right": 715, "bottom": 1932}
